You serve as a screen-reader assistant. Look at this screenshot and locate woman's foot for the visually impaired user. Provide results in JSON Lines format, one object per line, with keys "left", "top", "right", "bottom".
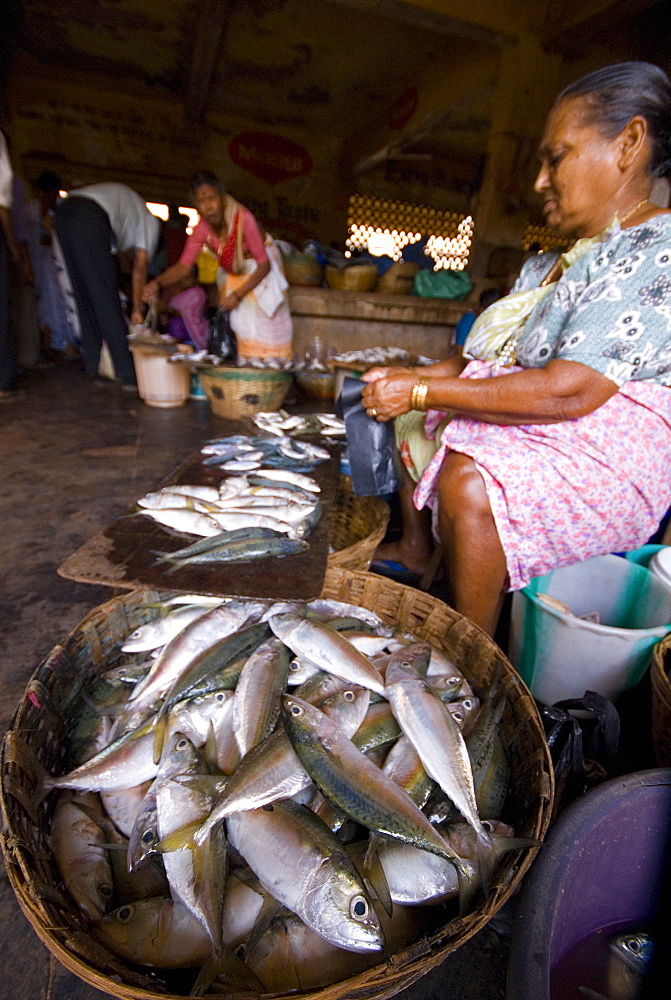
{"left": 370, "top": 538, "right": 434, "bottom": 578}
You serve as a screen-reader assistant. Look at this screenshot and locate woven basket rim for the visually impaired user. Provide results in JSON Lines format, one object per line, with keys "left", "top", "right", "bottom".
{"left": 198, "top": 367, "right": 292, "bottom": 381}
{"left": 1, "top": 571, "right": 553, "bottom": 1000}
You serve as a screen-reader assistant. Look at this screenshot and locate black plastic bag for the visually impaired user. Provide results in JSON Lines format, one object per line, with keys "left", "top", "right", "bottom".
{"left": 540, "top": 690, "right": 620, "bottom": 820}
{"left": 339, "top": 376, "right": 402, "bottom": 497}
{"left": 208, "top": 310, "right": 237, "bottom": 362}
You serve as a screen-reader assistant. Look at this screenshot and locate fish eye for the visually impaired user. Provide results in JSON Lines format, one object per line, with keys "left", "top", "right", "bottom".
{"left": 117, "top": 906, "right": 133, "bottom": 922}
{"left": 262, "top": 804, "right": 274, "bottom": 812}
{"left": 142, "top": 829, "right": 156, "bottom": 845}
{"left": 216, "top": 692, "right": 226, "bottom": 702}
{"left": 100, "top": 884, "right": 114, "bottom": 898}
{"left": 289, "top": 660, "right": 301, "bottom": 672}
{"left": 463, "top": 699, "right": 473, "bottom": 710}
{"left": 452, "top": 710, "right": 464, "bottom": 723}
{"left": 343, "top": 690, "right": 355, "bottom": 702}
{"left": 627, "top": 938, "right": 641, "bottom": 952}
{"left": 176, "top": 738, "right": 188, "bottom": 749}
{"left": 350, "top": 895, "right": 369, "bottom": 920}
{"left": 482, "top": 820, "right": 493, "bottom": 833}
{"left": 235, "top": 944, "right": 247, "bottom": 960}
{"left": 289, "top": 703, "right": 303, "bottom": 716}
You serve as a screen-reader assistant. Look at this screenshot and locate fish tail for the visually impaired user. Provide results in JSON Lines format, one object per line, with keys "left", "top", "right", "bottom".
{"left": 361, "top": 835, "right": 393, "bottom": 917}
{"left": 455, "top": 858, "right": 480, "bottom": 916}
{"left": 155, "top": 820, "right": 200, "bottom": 853}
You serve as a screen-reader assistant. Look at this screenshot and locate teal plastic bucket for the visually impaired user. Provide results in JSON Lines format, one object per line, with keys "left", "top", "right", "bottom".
{"left": 509, "top": 554, "right": 671, "bottom": 706}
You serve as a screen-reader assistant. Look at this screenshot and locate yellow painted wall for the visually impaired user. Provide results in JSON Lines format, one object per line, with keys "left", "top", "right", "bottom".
{"left": 8, "top": 75, "right": 348, "bottom": 246}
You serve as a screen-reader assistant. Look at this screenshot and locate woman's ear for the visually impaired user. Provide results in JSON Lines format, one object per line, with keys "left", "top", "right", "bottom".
{"left": 617, "top": 115, "right": 649, "bottom": 173}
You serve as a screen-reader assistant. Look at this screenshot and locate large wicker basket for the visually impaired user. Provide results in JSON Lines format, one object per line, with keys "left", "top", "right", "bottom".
{"left": 325, "top": 264, "right": 378, "bottom": 293}
{"left": 651, "top": 636, "right": 671, "bottom": 766}
{"left": 199, "top": 366, "right": 292, "bottom": 419}
{"left": 327, "top": 476, "right": 390, "bottom": 571}
{"left": 1, "top": 570, "right": 553, "bottom": 1000}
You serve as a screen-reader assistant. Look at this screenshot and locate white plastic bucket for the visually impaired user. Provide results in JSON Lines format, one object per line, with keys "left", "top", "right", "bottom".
{"left": 649, "top": 546, "right": 671, "bottom": 590}
{"left": 509, "top": 554, "right": 671, "bottom": 706}
{"left": 130, "top": 347, "right": 190, "bottom": 408}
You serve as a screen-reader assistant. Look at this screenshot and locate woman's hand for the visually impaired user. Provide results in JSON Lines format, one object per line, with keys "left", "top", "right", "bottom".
{"left": 361, "top": 371, "right": 417, "bottom": 421}
{"left": 219, "top": 290, "right": 242, "bottom": 312}
{"left": 142, "top": 279, "right": 159, "bottom": 303}
{"left": 130, "top": 309, "right": 144, "bottom": 326}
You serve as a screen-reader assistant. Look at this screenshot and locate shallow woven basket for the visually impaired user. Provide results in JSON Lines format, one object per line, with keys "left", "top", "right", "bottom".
{"left": 1, "top": 570, "right": 553, "bottom": 1000}
{"left": 376, "top": 262, "right": 420, "bottom": 296}
{"left": 651, "top": 636, "right": 671, "bottom": 766}
{"left": 199, "top": 366, "right": 292, "bottom": 419}
{"left": 327, "top": 476, "right": 390, "bottom": 571}
{"left": 325, "top": 264, "right": 378, "bottom": 293}
{"left": 282, "top": 254, "right": 323, "bottom": 287}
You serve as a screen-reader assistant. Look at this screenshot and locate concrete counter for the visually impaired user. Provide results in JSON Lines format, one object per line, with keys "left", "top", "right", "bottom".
{"left": 288, "top": 286, "right": 467, "bottom": 360}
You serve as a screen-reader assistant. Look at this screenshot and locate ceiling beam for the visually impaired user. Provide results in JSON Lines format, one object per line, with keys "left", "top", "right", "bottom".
{"left": 353, "top": 83, "right": 494, "bottom": 175}
{"left": 332, "top": 0, "right": 513, "bottom": 46}
{"left": 543, "top": 0, "right": 663, "bottom": 46}
{"left": 185, "top": 0, "right": 230, "bottom": 123}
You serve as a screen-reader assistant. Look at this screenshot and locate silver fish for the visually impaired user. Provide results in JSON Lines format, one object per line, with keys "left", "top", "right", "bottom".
{"left": 385, "top": 646, "right": 491, "bottom": 851}
{"left": 233, "top": 637, "right": 291, "bottom": 756}
{"left": 94, "top": 897, "right": 211, "bottom": 968}
{"left": 128, "top": 602, "right": 265, "bottom": 709}
{"left": 50, "top": 792, "right": 114, "bottom": 920}
{"left": 226, "top": 800, "right": 383, "bottom": 953}
{"left": 120, "top": 605, "right": 213, "bottom": 653}
{"left": 156, "top": 732, "right": 226, "bottom": 957}
{"left": 269, "top": 614, "right": 385, "bottom": 696}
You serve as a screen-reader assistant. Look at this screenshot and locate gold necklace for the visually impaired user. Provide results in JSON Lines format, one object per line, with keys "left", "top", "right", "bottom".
{"left": 619, "top": 198, "right": 649, "bottom": 226}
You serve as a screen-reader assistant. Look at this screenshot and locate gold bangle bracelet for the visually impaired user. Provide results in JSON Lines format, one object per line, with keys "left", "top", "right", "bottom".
{"left": 410, "top": 377, "right": 429, "bottom": 411}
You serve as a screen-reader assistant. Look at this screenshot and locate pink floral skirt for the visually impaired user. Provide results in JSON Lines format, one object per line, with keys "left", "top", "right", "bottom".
{"left": 414, "top": 361, "right": 671, "bottom": 591}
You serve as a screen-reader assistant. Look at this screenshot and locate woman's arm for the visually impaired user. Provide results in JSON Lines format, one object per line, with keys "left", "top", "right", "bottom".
{"left": 361, "top": 359, "right": 619, "bottom": 425}
{"left": 219, "top": 257, "right": 270, "bottom": 311}
{"left": 362, "top": 355, "right": 468, "bottom": 385}
{"left": 142, "top": 261, "right": 191, "bottom": 304}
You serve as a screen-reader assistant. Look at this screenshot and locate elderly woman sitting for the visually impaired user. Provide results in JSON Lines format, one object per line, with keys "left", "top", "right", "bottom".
{"left": 362, "top": 61, "right": 671, "bottom": 637}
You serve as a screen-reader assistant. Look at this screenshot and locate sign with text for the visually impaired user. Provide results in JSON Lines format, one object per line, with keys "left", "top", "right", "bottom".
{"left": 228, "top": 132, "right": 313, "bottom": 186}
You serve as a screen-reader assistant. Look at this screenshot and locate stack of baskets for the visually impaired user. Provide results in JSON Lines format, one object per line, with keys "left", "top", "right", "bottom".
{"left": 198, "top": 366, "right": 292, "bottom": 419}
{"left": 1, "top": 569, "right": 553, "bottom": 1000}
{"left": 651, "top": 636, "right": 671, "bottom": 766}
{"left": 327, "top": 474, "right": 390, "bottom": 571}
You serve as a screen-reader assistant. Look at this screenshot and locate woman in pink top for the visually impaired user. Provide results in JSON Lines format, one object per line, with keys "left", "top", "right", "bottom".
{"left": 143, "top": 171, "right": 292, "bottom": 359}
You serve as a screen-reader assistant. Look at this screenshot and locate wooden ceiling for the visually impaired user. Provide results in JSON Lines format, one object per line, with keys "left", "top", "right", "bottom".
{"left": 2, "top": 1, "right": 670, "bottom": 210}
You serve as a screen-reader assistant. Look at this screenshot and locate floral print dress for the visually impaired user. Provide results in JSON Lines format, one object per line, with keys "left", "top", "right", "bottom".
{"left": 414, "top": 215, "right": 671, "bottom": 591}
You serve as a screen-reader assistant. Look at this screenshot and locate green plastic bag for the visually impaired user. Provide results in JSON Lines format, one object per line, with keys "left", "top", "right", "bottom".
{"left": 412, "top": 268, "right": 472, "bottom": 300}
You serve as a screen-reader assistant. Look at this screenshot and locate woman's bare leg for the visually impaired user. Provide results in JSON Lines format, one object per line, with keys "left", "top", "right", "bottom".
{"left": 373, "top": 465, "right": 434, "bottom": 576}
{"left": 437, "top": 451, "right": 508, "bottom": 636}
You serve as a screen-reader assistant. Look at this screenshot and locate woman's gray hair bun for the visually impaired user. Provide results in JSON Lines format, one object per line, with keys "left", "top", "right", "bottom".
{"left": 557, "top": 62, "right": 671, "bottom": 178}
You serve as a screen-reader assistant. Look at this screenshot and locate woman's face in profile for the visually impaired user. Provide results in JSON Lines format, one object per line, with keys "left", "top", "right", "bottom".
{"left": 194, "top": 184, "right": 224, "bottom": 229}
{"left": 534, "top": 97, "right": 626, "bottom": 240}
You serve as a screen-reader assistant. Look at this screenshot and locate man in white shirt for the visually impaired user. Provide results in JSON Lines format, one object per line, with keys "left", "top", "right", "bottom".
{"left": 54, "top": 182, "right": 160, "bottom": 389}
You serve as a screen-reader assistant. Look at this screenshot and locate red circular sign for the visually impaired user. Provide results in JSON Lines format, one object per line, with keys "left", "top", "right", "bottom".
{"left": 228, "top": 132, "right": 313, "bottom": 186}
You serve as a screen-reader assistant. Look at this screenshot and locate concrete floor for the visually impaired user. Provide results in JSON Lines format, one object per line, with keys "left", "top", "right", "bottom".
{"left": 0, "top": 357, "right": 511, "bottom": 1000}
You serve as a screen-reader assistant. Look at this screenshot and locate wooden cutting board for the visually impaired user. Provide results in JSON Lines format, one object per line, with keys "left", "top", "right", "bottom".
{"left": 58, "top": 443, "right": 340, "bottom": 601}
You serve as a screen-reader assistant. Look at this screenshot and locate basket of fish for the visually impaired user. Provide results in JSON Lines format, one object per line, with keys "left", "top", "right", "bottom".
{"left": 199, "top": 367, "right": 293, "bottom": 420}
{"left": 0, "top": 569, "right": 553, "bottom": 1000}
{"left": 328, "top": 476, "right": 390, "bottom": 572}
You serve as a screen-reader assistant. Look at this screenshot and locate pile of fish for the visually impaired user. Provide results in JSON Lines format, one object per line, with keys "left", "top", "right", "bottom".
{"left": 133, "top": 434, "right": 333, "bottom": 568}
{"left": 171, "top": 351, "right": 295, "bottom": 371}
{"left": 327, "top": 347, "right": 436, "bottom": 369}
{"left": 252, "top": 411, "right": 345, "bottom": 439}
{"left": 44, "top": 593, "right": 534, "bottom": 996}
